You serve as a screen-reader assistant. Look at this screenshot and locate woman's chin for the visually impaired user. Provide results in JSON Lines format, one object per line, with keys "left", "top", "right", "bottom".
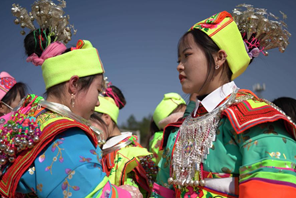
{"left": 182, "top": 86, "right": 193, "bottom": 94}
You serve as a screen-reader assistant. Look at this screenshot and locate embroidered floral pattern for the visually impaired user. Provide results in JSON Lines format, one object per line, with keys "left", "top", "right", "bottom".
{"left": 221, "top": 167, "right": 233, "bottom": 174}
{"left": 263, "top": 125, "right": 278, "bottom": 135}
{"left": 0, "top": 77, "right": 16, "bottom": 90}
{"left": 162, "top": 147, "right": 171, "bottom": 168}
{"left": 181, "top": 186, "right": 204, "bottom": 198}
{"left": 90, "top": 149, "right": 102, "bottom": 162}
{"left": 79, "top": 156, "right": 92, "bottom": 163}
{"left": 266, "top": 151, "right": 281, "bottom": 159}
{"left": 62, "top": 168, "right": 80, "bottom": 198}
{"left": 37, "top": 111, "right": 64, "bottom": 126}
{"left": 28, "top": 166, "right": 35, "bottom": 175}
{"left": 36, "top": 183, "right": 43, "bottom": 192}
{"left": 228, "top": 129, "right": 250, "bottom": 145}
{"left": 42, "top": 138, "right": 65, "bottom": 174}
{"left": 104, "top": 190, "right": 110, "bottom": 198}
{"left": 243, "top": 138, "right": 257, "bottom": 150}
{"left": 191, "top": 13, "right": 220, "bottom": 32}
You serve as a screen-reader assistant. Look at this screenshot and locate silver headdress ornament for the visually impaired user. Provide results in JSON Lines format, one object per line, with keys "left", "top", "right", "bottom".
{"left": 233, "top": 4, "right": 291, "bottom": 56}
{"left": 11, "top": 0, "right": 77, "bottom": 44}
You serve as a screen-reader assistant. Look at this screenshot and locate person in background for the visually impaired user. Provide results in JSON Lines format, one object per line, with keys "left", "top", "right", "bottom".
{"left": 0, "top": 71, "right": 27, "bottom": 117}
{"left": 148, "top": 93, "right": 187, "bottom": 165}
{"left": 91, "top": 84, "right": 157, "bottom": 197}
{"left": 272, "top": 97, "right": 296, "bottom": 123}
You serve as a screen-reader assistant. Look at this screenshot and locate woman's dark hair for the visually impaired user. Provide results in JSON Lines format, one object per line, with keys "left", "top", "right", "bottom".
{"left": 1, "top": 82, "right": 27, "bottom": 105}
{"left": 171, "top": 103, "right": 186, "bottom": 114}
{"left": 24, "top": 29, "right": 100, "bottom": 99}
{"left": 108, "top": 85, "right": 126, "bottom": 109}
{"left": 272, "top": 97, "right": 296, "bottom": 123}
{"left": 149, "top": 119, "right": 160, "bottom": 137}
{"left": 93, "top": 85, "right": 126, "bottom": 129}
{"left": 24, "top": 28, "right": 57, "bottom": 57}
{"left": 146, "top": 118, "right": 159, "bottom": 150}
{"left": 45, "top": 74, "right": 100, "bottom": 100}
{"left": 91, "top": 112, "right": 108, "bottom": 133}
{"left": 178, "top": 29, "right": 232, "bottom": 93}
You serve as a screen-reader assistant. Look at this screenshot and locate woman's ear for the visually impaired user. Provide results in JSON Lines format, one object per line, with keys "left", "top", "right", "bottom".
{"left": 68, "top": 75, "right": 80, "bottom": 95}
{"left": 214, "top": 50, "right": 228, "bottom": 69}
{"left": 102, "top": 114, "right": 112, "bottom": 126}
{"left": 0, "top": 103, "right": 5, "bottom": 115}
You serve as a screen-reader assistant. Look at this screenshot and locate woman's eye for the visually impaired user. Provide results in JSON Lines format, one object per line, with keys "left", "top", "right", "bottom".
{"left": 184, "top": 53, "right": 191, "bottom": 58}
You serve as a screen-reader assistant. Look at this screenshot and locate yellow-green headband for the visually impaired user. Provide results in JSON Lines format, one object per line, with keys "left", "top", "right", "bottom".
{"left": 42, "top": 40, "right": 105, "bottom": 89}
{"left": 95, "top": 96, "right": 119, "bottom": 124}
{"left": 153, "top": 93, "right": 186, "bottom": 129}
{"left": 189, "top": 11, "right": 250, "bottom": 80}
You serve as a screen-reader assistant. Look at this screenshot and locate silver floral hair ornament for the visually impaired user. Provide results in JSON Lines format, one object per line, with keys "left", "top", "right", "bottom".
{"left": 233, "top": 4, "right": 291, "bottom": 57}
{"left": 11, "top": 0, "right": 77, "bottom": 44}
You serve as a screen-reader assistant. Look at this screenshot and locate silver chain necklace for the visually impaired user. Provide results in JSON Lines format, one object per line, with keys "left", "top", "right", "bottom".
{"left": 38, "top": 100, "right": 105, "bottom": 145}
{"left": 168, "top": 88, "right": 239, "bottom": 187}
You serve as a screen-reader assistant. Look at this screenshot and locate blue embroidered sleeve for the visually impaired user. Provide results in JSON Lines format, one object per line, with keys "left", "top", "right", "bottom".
{"left": 17, "top": 128, "right": 107, "bottom": 197}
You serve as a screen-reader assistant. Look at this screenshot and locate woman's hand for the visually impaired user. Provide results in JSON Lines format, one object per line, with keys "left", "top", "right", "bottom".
{"left": 118, "top": 185, "right": 143, "bottom": 198}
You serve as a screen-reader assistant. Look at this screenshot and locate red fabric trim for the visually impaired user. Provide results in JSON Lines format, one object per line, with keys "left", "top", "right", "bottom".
{"left": 133, "top": 160, "right": 150, "bottom": 194}
{"left": 222, "top": 97, "right": 296, "bottom": 139}
{"left": 119, "top": 155, "right": 134, "bottom": 185}
{"left": 102, "top": 138, "right": 150, "bottom": 194}
{"left": 199, "top": 11, "right": 232, "bottom": 27}
{"left": 0, "top": 119, "right": 97, "bottom": 198}
{"left": 118, "top": 155, "right": 150, "bottom": 194}
{"left": 234, "top": 177, "right": 239, "bottom": 195}
{"left": 209, "top": 18, "right": 233, "bottom": 37}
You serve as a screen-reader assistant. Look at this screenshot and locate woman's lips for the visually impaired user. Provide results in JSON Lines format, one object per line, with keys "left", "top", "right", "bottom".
{"left": 179, "top": 74, "right": 186, "bottom": 82}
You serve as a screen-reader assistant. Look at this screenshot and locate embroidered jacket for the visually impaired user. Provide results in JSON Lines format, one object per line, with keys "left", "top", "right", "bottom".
{"left": 152, "top": 82, "right": 296, "bottom": 198}
{"left": 101, "top": 133, "right": 157, "bottom": 197}
{"left": 0, "top": 95, "right": 131, "bottom": 198}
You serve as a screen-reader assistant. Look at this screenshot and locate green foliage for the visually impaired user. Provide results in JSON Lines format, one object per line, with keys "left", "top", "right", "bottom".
{"left": 120, "top": 114, "right": 152, "bottom": 147}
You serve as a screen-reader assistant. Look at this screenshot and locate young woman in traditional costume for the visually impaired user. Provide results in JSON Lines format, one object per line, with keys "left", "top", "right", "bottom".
{"left": 0, "top": 71, "right": 27, "bottom": 117}
{"left": 91, "top": 83, "right": 157, "bottom": 197}
{"left": 0, "top": 1, "right": 142, "bottom": 198}
{"left": 148, "top": 93, "right": 187, "bottom": 165}
{"left": 152, "top": 4, "right": 296, "bottom": 198}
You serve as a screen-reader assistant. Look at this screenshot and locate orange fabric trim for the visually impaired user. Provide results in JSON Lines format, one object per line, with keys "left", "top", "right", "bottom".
{"left": 110, "top": 185, "right": 118, "bottom": 198}
{"left": 209, "top": 18, "right": 233, "bottom": 37}
{"left": 239, "top": 180, "right": 296, "bottom": 198}
{"left": 0, "top": 119, "right": 97, "bottom": 198}
{"left": 102, "top": 151, "right": 116, "bottom": 176}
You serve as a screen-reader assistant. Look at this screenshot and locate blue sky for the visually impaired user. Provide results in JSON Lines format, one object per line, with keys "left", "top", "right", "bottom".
{"left": 1, "top": 0, "right": 296, "bottom": 125}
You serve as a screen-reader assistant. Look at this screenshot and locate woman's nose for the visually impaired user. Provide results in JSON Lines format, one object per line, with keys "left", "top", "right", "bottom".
{"left": 177, "top": 62, "right": 184, "bottom": 72}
